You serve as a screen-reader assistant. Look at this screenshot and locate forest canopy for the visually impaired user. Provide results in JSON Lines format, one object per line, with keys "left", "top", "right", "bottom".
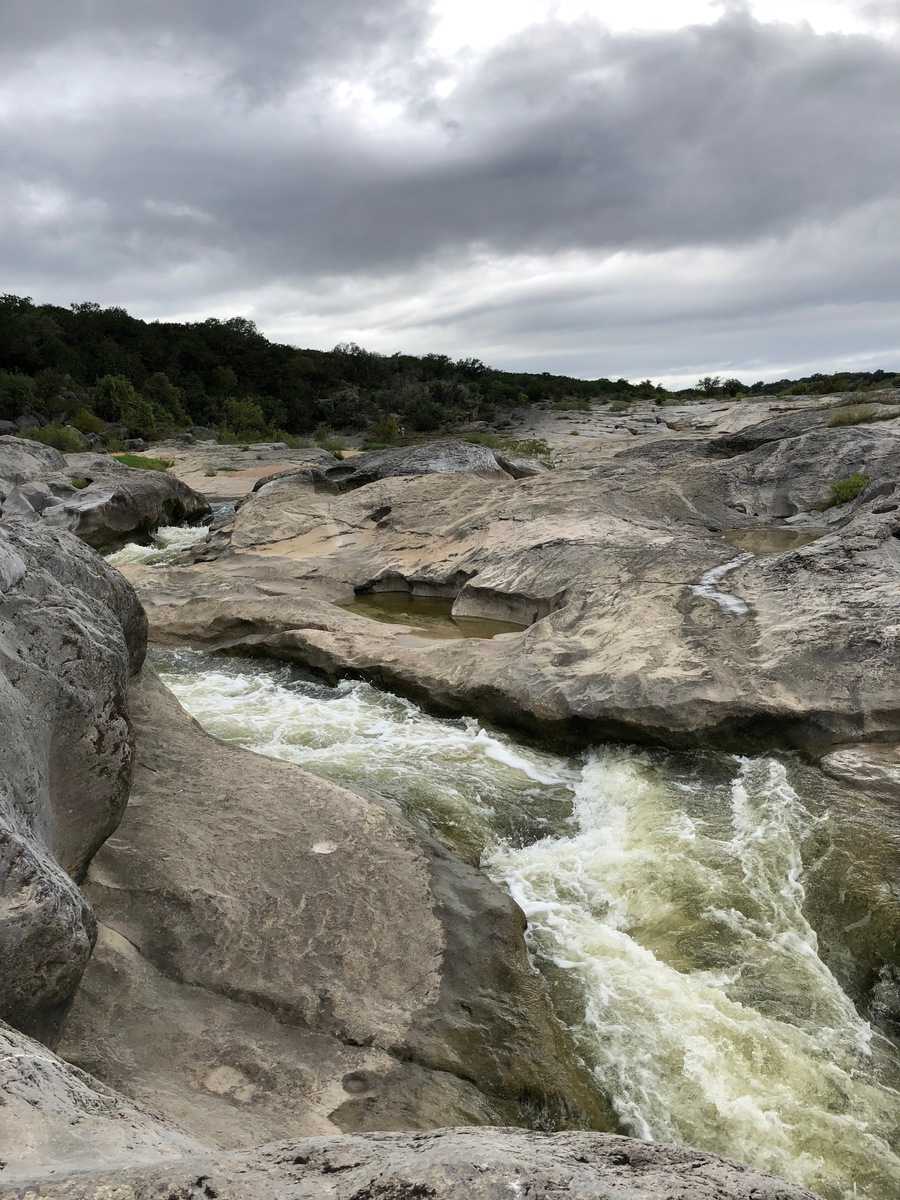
{"left": 1, "top": 294, "right": 897, "bottom": 445}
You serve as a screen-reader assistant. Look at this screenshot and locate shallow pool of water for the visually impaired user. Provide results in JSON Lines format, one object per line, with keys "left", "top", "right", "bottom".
{"left": 340, "top": 592, "right": 525, "bottom": 640}
{"left": 723, "top": 527, "right": 826, "bottom": 555}
{"left": 153, "top": 648, "right": 900, "bottom": 1200}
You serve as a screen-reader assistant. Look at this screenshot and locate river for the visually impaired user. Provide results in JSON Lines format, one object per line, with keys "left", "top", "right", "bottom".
{"left": 151, "top": 646, "right": 900, "bottom": 1200}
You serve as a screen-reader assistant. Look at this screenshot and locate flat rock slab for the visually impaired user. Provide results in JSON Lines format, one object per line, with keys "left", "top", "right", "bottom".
{"left": 6, "top": 1128, "right": 821, "bottom": 1199}
{"left": 58, "top": 672, "right": 610, "bottom": 1147}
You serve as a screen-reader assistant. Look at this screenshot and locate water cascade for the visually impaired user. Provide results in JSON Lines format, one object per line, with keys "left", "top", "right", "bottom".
{"left": 154, "top": 649, "right": 900, "bottom": 1200}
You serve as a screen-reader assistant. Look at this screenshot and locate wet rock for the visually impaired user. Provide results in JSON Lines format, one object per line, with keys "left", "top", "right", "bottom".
{"left": 0, "top": 521, "right": 146, "bottom": 1040}
{"left": 9, "top": 1127, "right": 821, "bottom": 1199}
{"left": 58, "top": 672, "right": 612, "bottom": 1145}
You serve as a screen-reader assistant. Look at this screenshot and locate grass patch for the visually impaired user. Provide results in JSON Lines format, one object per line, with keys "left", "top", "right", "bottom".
{"left": 552, "top": 395, "right": 591, "bottom": 412}
{"left": 462, "top": 432, "right": 552, "bottom": 460}
{"left": 112, "top": 453, "right": 174, "bottom": 472}
{"left": 608, "top": 399, "right": 632, "bottom": 413}
{"left": 825, "top": 472, "right": 870, "bottom": 507}
{"left": 69, "top": 476, "right": 90, "bottom": 489}
{"left": 828, "top": 405, "right": 900, "bottom": 427}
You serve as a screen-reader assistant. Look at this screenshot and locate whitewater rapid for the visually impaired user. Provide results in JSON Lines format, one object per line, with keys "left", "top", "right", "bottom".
{"left": 108, "top": 522, "right": 210, "bottom": 566}
{"left": 155, "top": 649, "right": 900, "bottom": 1200}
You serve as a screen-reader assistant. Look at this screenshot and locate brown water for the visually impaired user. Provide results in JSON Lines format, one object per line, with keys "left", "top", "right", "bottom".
{"left": 340, "top": 592, "right": 525, "bottom": 639}
{"left": 723, "top": 527, "right": 826, "bottom": 555}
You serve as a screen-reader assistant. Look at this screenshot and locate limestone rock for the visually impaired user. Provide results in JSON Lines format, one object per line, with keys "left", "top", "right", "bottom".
{"left": 7, "top": 1128, "right": 821, "bottom": 1200}
{"left": 121, "top": 421, "right": 900, "bottom": 752}
{"left": 0, "top": 1020, "right": 203, "bottom": 1187}
{"left": 0, "top": 438, "right": 210, "bottom": 549}
{"left": 0, "top": 521, "right": 146, "bottom": 1040}
{"left": 58, "top": 672, "right": 612, "bottom": 1146}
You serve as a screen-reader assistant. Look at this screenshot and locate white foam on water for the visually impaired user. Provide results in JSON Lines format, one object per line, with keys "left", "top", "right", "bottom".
{"left": 487, "top": 754, "right": 900, "bottom": 1200}
{"left": 108, "top": 523, "right": 209, "bottom": 566}
{"left": 691, "top": 552, "right": 753, "bottom": 615}
{"left": 159, "top": 652, "right": 900, "bottom": 1200}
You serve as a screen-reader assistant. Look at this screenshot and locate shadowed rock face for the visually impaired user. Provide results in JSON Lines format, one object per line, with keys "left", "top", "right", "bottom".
{"left": 0, "top": 521, "right": 146, "bottom": 1040}
{"left": 0, "top": 438, "right": 210, "bottom": 549}
{"left": 58, "top": 672, "right": 613, "bottom": 1146}
{"left": 7, "top": 1127, "right": 821, "bottom": 1200}
{"left": 121, "top": 419, "right": 900, "bottom": 753}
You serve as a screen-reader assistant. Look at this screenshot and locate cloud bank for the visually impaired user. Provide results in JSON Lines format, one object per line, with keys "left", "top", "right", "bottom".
{"left": 2, "top": 1, "right": 898, "bottom": 383}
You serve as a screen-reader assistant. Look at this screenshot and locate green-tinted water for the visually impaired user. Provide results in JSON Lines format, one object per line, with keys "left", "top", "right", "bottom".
{"left": 339, "top": 592, "right": 524, "bottom": 640}
{"left": 154, "top": 648, "right": 900, "bottom": 1200}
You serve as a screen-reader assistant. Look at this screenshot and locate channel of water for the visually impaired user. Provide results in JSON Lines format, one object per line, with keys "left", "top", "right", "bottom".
{"left": 150, "top": 646, "right": 900, "bottom": 1200}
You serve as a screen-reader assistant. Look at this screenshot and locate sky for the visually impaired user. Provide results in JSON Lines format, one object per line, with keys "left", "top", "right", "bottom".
{"left": 2, "top": 1, "right": 899, "bottom": 386}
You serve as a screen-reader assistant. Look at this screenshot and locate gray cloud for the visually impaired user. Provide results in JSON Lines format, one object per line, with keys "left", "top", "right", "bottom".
{"left": 1, "top": 3, "right": 899, "bottom": 380}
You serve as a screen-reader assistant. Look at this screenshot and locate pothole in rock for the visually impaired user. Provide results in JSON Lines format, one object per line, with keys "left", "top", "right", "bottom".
{"left": 339, "top": 592, "right": 525, "bottom": 640}
{"left": 722, "top": 527, "right": 826, "bottom": 555}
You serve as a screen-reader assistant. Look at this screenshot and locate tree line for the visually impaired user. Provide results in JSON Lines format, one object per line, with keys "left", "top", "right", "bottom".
{"left": 0, "top": 294, "right": 896, "bottom": 447}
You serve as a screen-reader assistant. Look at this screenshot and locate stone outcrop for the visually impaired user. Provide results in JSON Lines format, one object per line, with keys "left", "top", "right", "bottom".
{"left": 0, "top": 438, "right": 209, "bottom": 549}
{"left": 120, "top": 420, "right": 900, "bottom": 753}
{"left": 0, "top": 1021, "right": 203, "bottom": 1186}
{"left": 0, "top": 521, "right": 146, "bottom": 1040}
{"left": 57, "top": 672, "right": 613, "bottom": 1146}
{"left": 7, "top": 1128, "right": 821, "bottom": 1199}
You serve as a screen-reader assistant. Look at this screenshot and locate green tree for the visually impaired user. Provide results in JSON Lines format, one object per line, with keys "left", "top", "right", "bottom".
{"left": 0, "top": 371, "right": 37, "bottom": 420}
{"left": 94, "top": 374, "right": 139, "bottom": 422}
{"left": 224, "top": 396, "right": 267, "bottom": 434}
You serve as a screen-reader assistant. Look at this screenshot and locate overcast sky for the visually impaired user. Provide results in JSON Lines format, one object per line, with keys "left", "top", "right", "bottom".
{"left": 2, "top": 1, "right": 899, "bottom": 385}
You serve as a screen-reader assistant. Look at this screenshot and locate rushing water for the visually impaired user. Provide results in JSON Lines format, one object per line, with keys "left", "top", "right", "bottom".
{"left": 108, "top": 523, "right": 210, "bottom": 566}
{"left": 153, "top": 649, "right": 900, "bottom": 1200}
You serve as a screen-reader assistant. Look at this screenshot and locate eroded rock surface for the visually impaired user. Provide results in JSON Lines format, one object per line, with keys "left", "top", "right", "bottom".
{"left": 121, "top": 419, "right": 900, "bottom": 752}
{"left": 58, "top": 672, "right": 611, "bottom": 1145}
{"left": 0, "top": 438, "right": 209, "bottom": 548}
{"left": 0, "top": 521, "right": 146, "bottom": 1039}
{"left": 6, "top": 1128, "right": 821, "bottom": 1200}
{"left": 0, "top": 1021, "right": 203, "bottom": 1186}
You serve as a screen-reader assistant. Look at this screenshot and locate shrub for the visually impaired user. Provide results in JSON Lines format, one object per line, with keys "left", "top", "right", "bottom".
{"left": 826, "top": 472, "right": 871, "bottom": 507}
{"left": 552, "top": 395, "right": 590, "bottom": 412}
{"left": 828, "top": 405, "right": 900, "bottom": 427}
{"left": 72, "top": 406, "right": 106, "bottom": 434}
{"left": 462, "top": 432, "right": 552, "bottom": 460}
{"left": 608, "top": 399, "right": 632, "bottom": 413}
{"left": 28, "top": 424, "right": 85, "bottom": 452}
{"left": 368, "top": 414, "right": 402, "bottom": 444}
{"left": 112, "top": 453, "right": 174, "bottom": 472}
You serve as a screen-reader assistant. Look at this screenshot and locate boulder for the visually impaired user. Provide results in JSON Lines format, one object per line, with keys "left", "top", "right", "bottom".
{"left": 316, "top": 440, "right": 546, "bottom": 491}
{"left": 58, "top": 672, "right": 612, "bottom": 1145}
{"left": 15, "top": 411, "right": 45, "bottom": 430}
{"left": 8, "top": 1127, "right": 820, "bottom": 1199}
{"left": 0, "top": 521, "right": 146, "bottom": 1040}
{"left": 0, "top": 438, "right": 210, "bottom": 549}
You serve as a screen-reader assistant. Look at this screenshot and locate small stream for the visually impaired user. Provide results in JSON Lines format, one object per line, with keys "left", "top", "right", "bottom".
{"left": 153, "top": 647, "right": 900, "bottom": 1200}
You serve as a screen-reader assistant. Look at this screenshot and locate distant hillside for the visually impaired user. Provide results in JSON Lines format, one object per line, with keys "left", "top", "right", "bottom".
{"left": 0, "top": 293, "right": 897, "bottom": 449}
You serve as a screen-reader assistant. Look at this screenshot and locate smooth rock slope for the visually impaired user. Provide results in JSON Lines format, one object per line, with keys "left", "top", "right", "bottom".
{"left": 58, "top": 672, "right": 612, "bottom": 1144}
{"left": 0, "top": 520, "right": 145, "bottom": 1040}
